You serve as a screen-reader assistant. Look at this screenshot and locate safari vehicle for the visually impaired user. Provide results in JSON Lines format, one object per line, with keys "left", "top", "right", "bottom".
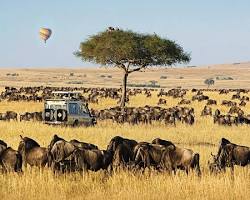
{"left": 43, "top": 91, "right": 96, "bottom": 126}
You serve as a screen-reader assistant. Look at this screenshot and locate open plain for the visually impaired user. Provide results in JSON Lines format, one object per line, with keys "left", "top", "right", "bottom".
{"left": 0, "top": 63, "right": 250, "bottom": 200}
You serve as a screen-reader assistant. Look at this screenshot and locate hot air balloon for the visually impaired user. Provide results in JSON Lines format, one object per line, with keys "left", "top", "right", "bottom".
{"left": 39, "top": 28, "right": 52, "bottom": 43}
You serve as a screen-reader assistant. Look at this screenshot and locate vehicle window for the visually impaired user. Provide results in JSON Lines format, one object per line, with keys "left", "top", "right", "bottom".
{"left": 69, "top": 103, "right": 79, "bottom": 115}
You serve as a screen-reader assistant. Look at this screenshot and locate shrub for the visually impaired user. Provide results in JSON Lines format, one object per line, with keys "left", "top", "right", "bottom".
{"left": 160, "top": 76, "right": 167, "bottom": 79}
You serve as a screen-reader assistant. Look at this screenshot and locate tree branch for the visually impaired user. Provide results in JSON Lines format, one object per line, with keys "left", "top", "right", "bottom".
{"left": 128, "top": 64, "right": 147, "bottom": 74}
{"left": 115, "top": 63, "right": 126, "bottom": 71}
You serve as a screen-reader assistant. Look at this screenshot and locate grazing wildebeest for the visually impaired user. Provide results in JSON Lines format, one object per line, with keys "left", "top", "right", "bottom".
{"left": 0, "top": 147, "right": 22, "bottom": 173}
{"left": 160, "top": 146, "right": 201, "bottom": 176}
{"left": 0, "top": 140, "right": 22, "bottom": 173}
{"left": 6, "top": 111, "right": 18, "bottom": 121}
{"left": 107, "top": 136, "right": 138, "bottom": 168}
{"left": 133, "top": 142, "right": 168, "bottom": 169}
{"left": 72, "top": 148, "right": 113, "bottom": 172}
{"left": 49, "top": 140, "right": 76, "bottom": 163}
{"left": 18, "top": 135, "right": 48, "bottom": 168}
{"left": 201, "top": 106, "right": 212, "bottom": 116}
{"left": 154, "top": 138, "right": 200, "bottom": 175}
{"left": 157, "top": 98, "right": 167, "bottom": 105}
{"left": 48, "top": 135, "right": 98, "bottom": 171}
{"left": 209, "top": 138, "right": 250, "bottom": 173}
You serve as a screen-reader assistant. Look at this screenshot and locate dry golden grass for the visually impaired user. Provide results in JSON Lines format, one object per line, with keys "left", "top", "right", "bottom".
{"left": 0, "top": 90, "right": 250, "bottom": 200}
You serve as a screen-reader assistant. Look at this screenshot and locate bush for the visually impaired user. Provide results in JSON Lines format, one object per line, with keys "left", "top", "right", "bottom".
{"left": 160, "top": 76, "right": 167, "bottom": 79}
{"left": 6, "top": 73, "right": 19, "bottom": 76}
{"left": 216, "top": 76, "right": 234, "bottom": 80}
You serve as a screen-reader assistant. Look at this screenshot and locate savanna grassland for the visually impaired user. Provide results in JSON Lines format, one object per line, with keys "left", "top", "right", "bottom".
{"left": 0, "top": 65, "right": 250, "bottom": 200}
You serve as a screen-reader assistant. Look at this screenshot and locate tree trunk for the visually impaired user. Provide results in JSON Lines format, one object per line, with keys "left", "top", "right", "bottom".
{"left": 120, "top": 71, "right": 128, "bottom": 107}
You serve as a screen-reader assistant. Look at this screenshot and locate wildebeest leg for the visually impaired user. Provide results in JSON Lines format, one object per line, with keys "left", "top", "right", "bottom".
{"left": 106, "top": 165, "right": 113, "bottom": 176}
{"left": 185, "top": 167, "right": 190, "bottom": 175}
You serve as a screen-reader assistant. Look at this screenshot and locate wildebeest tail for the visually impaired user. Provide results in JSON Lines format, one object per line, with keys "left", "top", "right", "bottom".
{"left": 191, "top": 153, "right": 199, "bottom": 168}
{"left": 15, "top": 153, "right": 23, "bottom": 172}
{"left": 47, "top": 151, "right": 53, "bottom": 167}
{"left": 191, "top": 153, "right": 201, "bottom": 176}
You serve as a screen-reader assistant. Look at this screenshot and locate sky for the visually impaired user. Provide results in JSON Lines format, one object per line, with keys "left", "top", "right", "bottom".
{"left": 0, "top": 0, "right": 250, "bottom": 68}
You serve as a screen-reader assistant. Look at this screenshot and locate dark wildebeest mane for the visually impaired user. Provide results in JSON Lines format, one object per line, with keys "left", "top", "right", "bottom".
{"left": 48, "top": 134, "right": 65, "bottom": 151}
{"left": 0, "top": 139, "right": 7, "bottom": 148}
{"left": 19, "top": 135, "right": 40, "bottom": 152}
{"left": 220, "top": 138, "right": 231, "bottom": 146}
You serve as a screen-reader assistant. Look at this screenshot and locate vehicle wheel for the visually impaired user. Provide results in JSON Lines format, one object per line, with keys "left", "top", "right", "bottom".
{"left": 73, "top": 120, "right": 79, "bottom": 127}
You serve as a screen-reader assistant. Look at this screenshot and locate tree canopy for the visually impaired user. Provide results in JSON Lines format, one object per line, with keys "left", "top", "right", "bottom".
{"left": 74, "top": 29, "right": 191, "bottom": 73}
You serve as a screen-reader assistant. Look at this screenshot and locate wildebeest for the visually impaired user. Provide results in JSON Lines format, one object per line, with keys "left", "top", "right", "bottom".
{"left": 20, "top": 112, "right": 43, "bottom": 122}
{"left": 207, "top": 99, "right": 217, "bottom": 105}
{"left": 157, "top": 98, "right": 167, "bottom": 105}
{"left": 178, "top": 99, "right": 191, "bottom": 105}
{"left": 153, "top": 138, "right": 201, "bottom": 175}
{"left": 48, "top": 134, "right": 103, "bottom": 172}
{"left": 49, "top": 139, "right": 78, "bottom": 172}
{"left": 0, "top": 140, "right": 22, "bottom": 172}
{"left": 18, "top": 135, "right": 48, "bottom": 168}
{"left": 0, "top": 111, "right": 18, "bottom": 121}
{"left": 133, "top": 142, "right": 168, "bottom": 169}
{"left": 49, "top": 136, "right": 112, "bottom": 173}
{"left": 201, "top": 106, "right": 212, "bottom": 116}
{"left": 107, "top": 136, "right": 138, "bottom": 168}
{"left": 72, "top": 148, "right": 113, "bottom": 172}
{"left": 209, "top": 138, "right": 250, "bottom": 173}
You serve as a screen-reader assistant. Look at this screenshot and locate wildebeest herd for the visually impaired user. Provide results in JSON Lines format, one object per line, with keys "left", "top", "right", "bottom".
{"left": 1, "top": 86, "right": 250, "bottom": 126}
{"left": 0, "top": 135, "right": 249, "bottom": 176}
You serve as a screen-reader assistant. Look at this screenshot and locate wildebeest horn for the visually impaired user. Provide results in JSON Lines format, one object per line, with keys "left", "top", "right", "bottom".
{"left": 20, "top": 135, "right": 24, "bottom": 140}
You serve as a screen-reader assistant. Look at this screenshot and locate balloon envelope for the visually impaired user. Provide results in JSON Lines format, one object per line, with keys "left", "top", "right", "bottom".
{"left": 39, "top": 28, "right": 52, "bottom": 43}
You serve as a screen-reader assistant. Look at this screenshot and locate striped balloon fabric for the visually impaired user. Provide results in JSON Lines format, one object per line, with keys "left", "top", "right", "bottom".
{"left": 39, "top": 28, "right": 52, "bottom": 43}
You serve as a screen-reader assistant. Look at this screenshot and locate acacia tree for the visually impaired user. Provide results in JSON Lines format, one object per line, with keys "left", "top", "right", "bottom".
{"left": 75, "top": 29, "right": 191, "bottom": 107}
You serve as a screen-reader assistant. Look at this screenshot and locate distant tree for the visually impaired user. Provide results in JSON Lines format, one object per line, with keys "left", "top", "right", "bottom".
{"left": 75, "top": 28, "right": 190, "bottom": 107}
{"left": 204, "top": 78, "right": 215, "bottom": 88}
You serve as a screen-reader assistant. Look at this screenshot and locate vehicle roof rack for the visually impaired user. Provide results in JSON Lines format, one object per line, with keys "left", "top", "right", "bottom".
{"left": 50, "top": 91, "right": 82, "bottom": 100}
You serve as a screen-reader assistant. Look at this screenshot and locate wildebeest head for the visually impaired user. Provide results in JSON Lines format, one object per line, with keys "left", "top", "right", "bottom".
{"left": 102, "top": 150, "right": 113, "bottom": 169}
{"left": 0, "top": 139, "right": 7, "bottom": 155}
{"left": 48, "top": 134, "right": 65, "bottom": 151}
{"left": 218, "top": 142, "right": 237, "bottom": 169}
{"left": 18, "top": 135, "right": 40, "bottom": 154}
{"left": 217, "top": 138, "right": 231, "bottom": 157}
{"left": 50, "top": 140, "right": 76, "bottom": 163}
